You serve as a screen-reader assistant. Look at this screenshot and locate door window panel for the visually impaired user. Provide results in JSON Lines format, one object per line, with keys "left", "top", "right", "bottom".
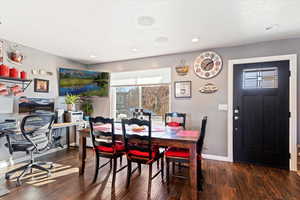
{"left": 243, "top": 68, "right": 278, "bottom": 89}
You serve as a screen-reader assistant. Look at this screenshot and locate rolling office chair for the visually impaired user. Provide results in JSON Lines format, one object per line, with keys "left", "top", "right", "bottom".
{"left": 5, "top": 114, "right": 55, "bottom": 185}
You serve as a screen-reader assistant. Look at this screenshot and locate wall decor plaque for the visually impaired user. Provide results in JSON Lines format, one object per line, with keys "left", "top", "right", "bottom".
{"left": 175, "top": 60, "right": 189, "bottom": 76}
{"left": 194, "top": 51, "right": 222, "bottom": 79}
{"left": 199, "top": 83, "right": 218, "bottom": 94}
{"left": 174, "top": 81, "right": 191, "bottom": 98}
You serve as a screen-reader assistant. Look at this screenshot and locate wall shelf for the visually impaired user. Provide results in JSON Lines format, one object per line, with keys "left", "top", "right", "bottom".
{"left": 0, "top": 76, "right": 32, "bottom": 91}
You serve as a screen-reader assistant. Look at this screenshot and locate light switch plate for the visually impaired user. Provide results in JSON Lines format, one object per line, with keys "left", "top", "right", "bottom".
{"left": 218, "top": 104, "right": 228, "bottom": 111}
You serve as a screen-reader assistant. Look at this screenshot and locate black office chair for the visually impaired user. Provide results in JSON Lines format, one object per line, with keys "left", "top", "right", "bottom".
{"left": 5, "top": 114, "right": 55, "bottom": 185}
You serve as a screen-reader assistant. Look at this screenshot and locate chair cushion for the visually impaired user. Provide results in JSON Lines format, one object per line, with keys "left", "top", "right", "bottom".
{"left": 128, "top": 150, "right": 157, "bottom": 158}
{"left": 95, "top": 141, "right": 125, "bottom": 153}
{"left": 165, "top": 147, "right": 189, "bottom": 158}
{"left": 167, "top": 122, "right": 180, "bottom": 127}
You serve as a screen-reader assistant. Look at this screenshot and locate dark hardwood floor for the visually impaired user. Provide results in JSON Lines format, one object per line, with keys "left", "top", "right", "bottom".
{"left": 1, "top": 148, "right": 300, "bottom": 200}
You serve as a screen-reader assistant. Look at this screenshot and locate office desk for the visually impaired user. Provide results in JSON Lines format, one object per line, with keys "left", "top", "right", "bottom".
{"left": 52, "top": 122, "right": 80, "bottom": 148}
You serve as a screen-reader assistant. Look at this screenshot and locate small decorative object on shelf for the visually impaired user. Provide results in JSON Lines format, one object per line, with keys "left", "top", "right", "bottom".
{"left": 7, "top": 44, "right": 24, "bottom": 65}
{"left": 0, "top": 64, "right": 9, "bottom": 77}
{"left": 194, "top": 51, "right": 223, "bottom": 79}
{"left": 81, "top": 96, "right": 94, "bottom": 120}
{"left": 9, "top": 68, "right": 19, "bottom": 79}
{"left": 0, "top": 76, "right": 32, "bottom": 94}
{"left": 0, "top": 40, "right": 3, "bottom": 63}
{"left": 20, "top": 71, "right": 27, "bottom": 80}
{"left": 175, "top": 59, "right": 189, "bottom": 76}
{"left": 199, "top": 83, "right": 218, "bottom": 94}
{"left": 34, "top": 79, "right": 49, "bottom": 93}
{"left": 174, "top": 81, "right": 192, "bottom": 98}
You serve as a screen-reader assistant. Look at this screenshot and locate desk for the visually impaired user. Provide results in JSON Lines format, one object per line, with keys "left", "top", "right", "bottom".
{"left": 79, "top": 127, "right": 200, "bottom": 200}
{"left": 53, "top": 122, "right": 80, "bottom": 148}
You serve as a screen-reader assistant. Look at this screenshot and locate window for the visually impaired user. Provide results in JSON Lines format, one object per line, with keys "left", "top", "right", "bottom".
{"left": 111, "top": 68, "right": 171, "bottom": 125}
{"left": 243, "top": 67, "right": 278, "bottom": 89}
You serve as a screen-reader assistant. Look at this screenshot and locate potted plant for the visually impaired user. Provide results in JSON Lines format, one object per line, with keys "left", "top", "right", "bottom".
{"left": 65, "top": 94, "right": 80, "bottom": 111}
{"left": 81, "top": 96, "right": 94, "bottom": 120}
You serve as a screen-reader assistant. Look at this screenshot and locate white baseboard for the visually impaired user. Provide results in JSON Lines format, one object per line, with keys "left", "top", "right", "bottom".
{"left": 202, "top": 154, "right": 231, "bottom": 162}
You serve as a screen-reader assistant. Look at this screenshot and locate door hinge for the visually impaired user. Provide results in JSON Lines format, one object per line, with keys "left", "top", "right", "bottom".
{"left": 288, "top": 112, "right": 291, "bottom": 118}
{"left": 289, "top": 153, "right": 291, "bottom": 159}
{"left": 288, "top": 70, "right": 291, "bottom": 77}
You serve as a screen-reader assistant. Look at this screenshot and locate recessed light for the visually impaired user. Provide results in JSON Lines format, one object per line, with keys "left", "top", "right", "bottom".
{"left": 265, "top": 24, "right": 279, "bottom": 31}
{"left": 155, "top": 36, "right": 168, "bottom": 43}
{"left": 137, "top": 16, "right": 155, "bottom": 26}
{"left": 192, "top": 37, "right": 200, "bottom": 43}
{"left": 89, "top": 55, "right": 97, "bottom": 58}
{"left": 131, "top": 48, "right": 138, "bottom": 52}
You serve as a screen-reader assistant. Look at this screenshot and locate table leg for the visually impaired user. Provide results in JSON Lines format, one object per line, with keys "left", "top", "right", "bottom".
{"left": 66, "top": 127, "right": 70, "bottom": 149}
{"left": 189, "top": 143, "right": 198, "bottom": 200}
{"left": 79, "top": 135, "right": 87, "bottom": 175}
{"left": 74, "top": 126, "right": 77, "bottom": 147}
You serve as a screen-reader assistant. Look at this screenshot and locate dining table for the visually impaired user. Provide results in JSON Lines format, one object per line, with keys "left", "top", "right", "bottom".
{"left": 78, "top": 124, "right": 201, "bottom": 200}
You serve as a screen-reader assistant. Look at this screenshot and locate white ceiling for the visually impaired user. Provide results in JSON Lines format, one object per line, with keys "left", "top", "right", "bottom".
{"left": 1, "top": 0, "right": 300, "bottom": 64}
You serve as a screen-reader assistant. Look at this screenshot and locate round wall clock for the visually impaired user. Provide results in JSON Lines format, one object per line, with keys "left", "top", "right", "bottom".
{"left": 194, "top": 51, "right": 223, "bottom": 79}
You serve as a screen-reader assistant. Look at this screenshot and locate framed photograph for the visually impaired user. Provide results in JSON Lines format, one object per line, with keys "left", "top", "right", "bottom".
{"left": 174, "top": 81, "right": 192, "bottom": 98}
{"left": 34, "top": 79, "right": 49, "bottom": 93}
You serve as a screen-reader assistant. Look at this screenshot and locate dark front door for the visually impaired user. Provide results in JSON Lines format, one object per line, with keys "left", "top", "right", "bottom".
{"left": 233, "top": 60, "right": 290, "bottom": 169}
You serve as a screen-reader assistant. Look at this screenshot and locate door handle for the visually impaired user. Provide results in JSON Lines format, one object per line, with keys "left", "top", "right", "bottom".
{"left": 234, "top": 116, "right": 239, "bottom": 120}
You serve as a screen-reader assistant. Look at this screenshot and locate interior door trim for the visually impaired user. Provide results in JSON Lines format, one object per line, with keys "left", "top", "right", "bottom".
{"left": 227, "top": 54, "right": 297, "bottom": 171}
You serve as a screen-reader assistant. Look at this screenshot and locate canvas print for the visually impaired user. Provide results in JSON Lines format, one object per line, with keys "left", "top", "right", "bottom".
{"left": 59, "top": 68, "right": 109, "bottom": 97}
{"left": 19, "top": 97, "right": 54, "bottom": 113}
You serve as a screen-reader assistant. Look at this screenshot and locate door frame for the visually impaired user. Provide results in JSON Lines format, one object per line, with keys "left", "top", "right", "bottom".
{"left": 228, "top": 54, "right": 297, "bottom": 171}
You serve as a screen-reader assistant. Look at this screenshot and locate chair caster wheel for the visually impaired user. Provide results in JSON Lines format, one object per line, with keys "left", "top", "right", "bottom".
{"left": 5, "top": 174, "right": 11, "bottom": 180}
{"left": 49, "top": 164, "right": 54, "bottom": 169}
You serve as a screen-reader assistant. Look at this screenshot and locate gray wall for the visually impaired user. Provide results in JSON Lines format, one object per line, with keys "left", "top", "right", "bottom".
{"left": 89, "top": 38, "right": 300, "bottom": 157}
{"left": 0, "top": 38, "right": 84, "bottom": 161}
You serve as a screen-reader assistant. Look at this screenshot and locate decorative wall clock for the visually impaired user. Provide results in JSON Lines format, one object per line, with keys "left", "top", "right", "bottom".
{"left": 194, "top": 51, "right": 222, "bottom": 79}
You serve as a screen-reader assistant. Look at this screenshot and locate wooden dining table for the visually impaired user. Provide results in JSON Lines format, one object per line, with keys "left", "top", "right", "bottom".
{"left": 78, "top": 125, "right": 200, "bottom": 200}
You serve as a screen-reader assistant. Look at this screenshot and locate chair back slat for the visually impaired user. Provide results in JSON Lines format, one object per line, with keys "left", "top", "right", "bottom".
{"left": 133, "top": 108, "right": 152, "bottom": 121}
{"left": 122, "top": 118, "right": 153, "bottom": 160}
{"left": 197, "top": 116, "right": 208, "bottom": 155}
{"left": 165, "top": 112, "right": 186, "bottom": 129}
{"left": 89, "top": 116, "right": 115, "bottom": 150}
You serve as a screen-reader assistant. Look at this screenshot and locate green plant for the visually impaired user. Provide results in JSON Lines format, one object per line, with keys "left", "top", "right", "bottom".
{"left": 81, "top": 97, "right": 94, "bottom": 116}
{"left": 65, "top": 94, "right": 80, "bottom": 105}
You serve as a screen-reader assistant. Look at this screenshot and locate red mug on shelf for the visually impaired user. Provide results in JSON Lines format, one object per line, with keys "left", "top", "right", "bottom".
{"left": 0, "top": 64, "right": 10, "bottom": 77}
{"left": 20, "top": 71, "right": 27, "bottom": 79}
{"left": 9, "top": 68, "right": 19, "bottom": 79}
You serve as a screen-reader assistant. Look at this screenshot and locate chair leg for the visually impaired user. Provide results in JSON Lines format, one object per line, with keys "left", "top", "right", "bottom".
{"left": 138, "top": 163, "right": 142, "bottom": 175}
{"left": 166, "top": 159, "right": 170, "bottom": 185}
{"left": 172, "top": 162, "right": 175, "bottom": 174}
{"left": 5, "top": 164, "right": 29, "bottom": 180}
{"left": 31, "top": 164, "right": 50, "bottom": 175}
{"left": 157, "top": 159, "right": 160, "bottom": 170}
{"left": 93, "top": 154, "right": 100, "bottom": 183}
{"left": 197, "top": 159, "right": 203, "bottom": 191}
{"left": 178, "top": 162, "right": 182, "bottom": 172}
{"left": 161, "top": 157, "right": 164, "bottom": 183}
{"left": 147, "top": 163, "right": 153, "bottom": 199}
{"left": 112, "top": 158, "right": 117, "bottom": 187}
{"left": 110, "top": 159, "right": 112, "bottom": 170}
{"left": 16, "top": 166, "right": 30, "bottom": 186}
{"left": 120, "top": 156, "right": 123, "bottom": 166}
{"left": 126, "top": 160, "right": 132, "bottom": 188}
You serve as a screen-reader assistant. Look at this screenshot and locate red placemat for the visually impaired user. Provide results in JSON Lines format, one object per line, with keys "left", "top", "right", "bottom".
{"left": 176, "top": 130, "right": 199, "bottom": 137}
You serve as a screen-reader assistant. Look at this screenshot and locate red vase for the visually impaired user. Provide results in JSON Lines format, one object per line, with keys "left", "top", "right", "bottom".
{"left": 9, "top": 68, "right": 19, "bottom": 79}
{"left": 0, "top": 65, "right": 9, "bottom": 77}
{"left": 20, "top": 71, "right": 27, "bottom": 79}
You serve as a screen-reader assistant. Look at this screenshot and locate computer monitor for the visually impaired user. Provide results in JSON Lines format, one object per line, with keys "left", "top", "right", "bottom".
{"left": 0, "top": 96, "right": 14, "bottom": 114}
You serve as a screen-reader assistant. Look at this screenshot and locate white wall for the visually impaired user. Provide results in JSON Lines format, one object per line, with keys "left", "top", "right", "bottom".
{"left": 89, "top": 38, "right": 300, "bottom": 157}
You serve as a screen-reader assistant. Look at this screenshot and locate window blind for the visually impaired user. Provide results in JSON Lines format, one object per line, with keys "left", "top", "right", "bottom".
{"left": 110, "top": 68, "right": 171, "bottom": 86}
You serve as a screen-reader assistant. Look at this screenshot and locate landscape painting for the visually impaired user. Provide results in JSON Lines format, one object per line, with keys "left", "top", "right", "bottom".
{"left": 59, "top": 68, "right": 109, "bottom": 97}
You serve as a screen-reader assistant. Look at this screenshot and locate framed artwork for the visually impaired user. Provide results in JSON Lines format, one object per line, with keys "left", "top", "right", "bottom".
{"left": 174, "top": 81, "right": 192, "bottom": 98}
{"left": 34, "top": 79, "right": 49, "bottom": 93}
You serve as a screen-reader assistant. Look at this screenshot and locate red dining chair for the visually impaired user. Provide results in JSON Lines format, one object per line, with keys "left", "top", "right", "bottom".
{"left": 165, "top": 116, "right": 208, "bottom": 191}
{"left": 165, "top": 112, "right": 186, "bottom": 171}
{"left": 89, "top": 117, "right": 127, "bottom": 185}
{"left": 122, "top": 118, "right": 164, "bottom": 199}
